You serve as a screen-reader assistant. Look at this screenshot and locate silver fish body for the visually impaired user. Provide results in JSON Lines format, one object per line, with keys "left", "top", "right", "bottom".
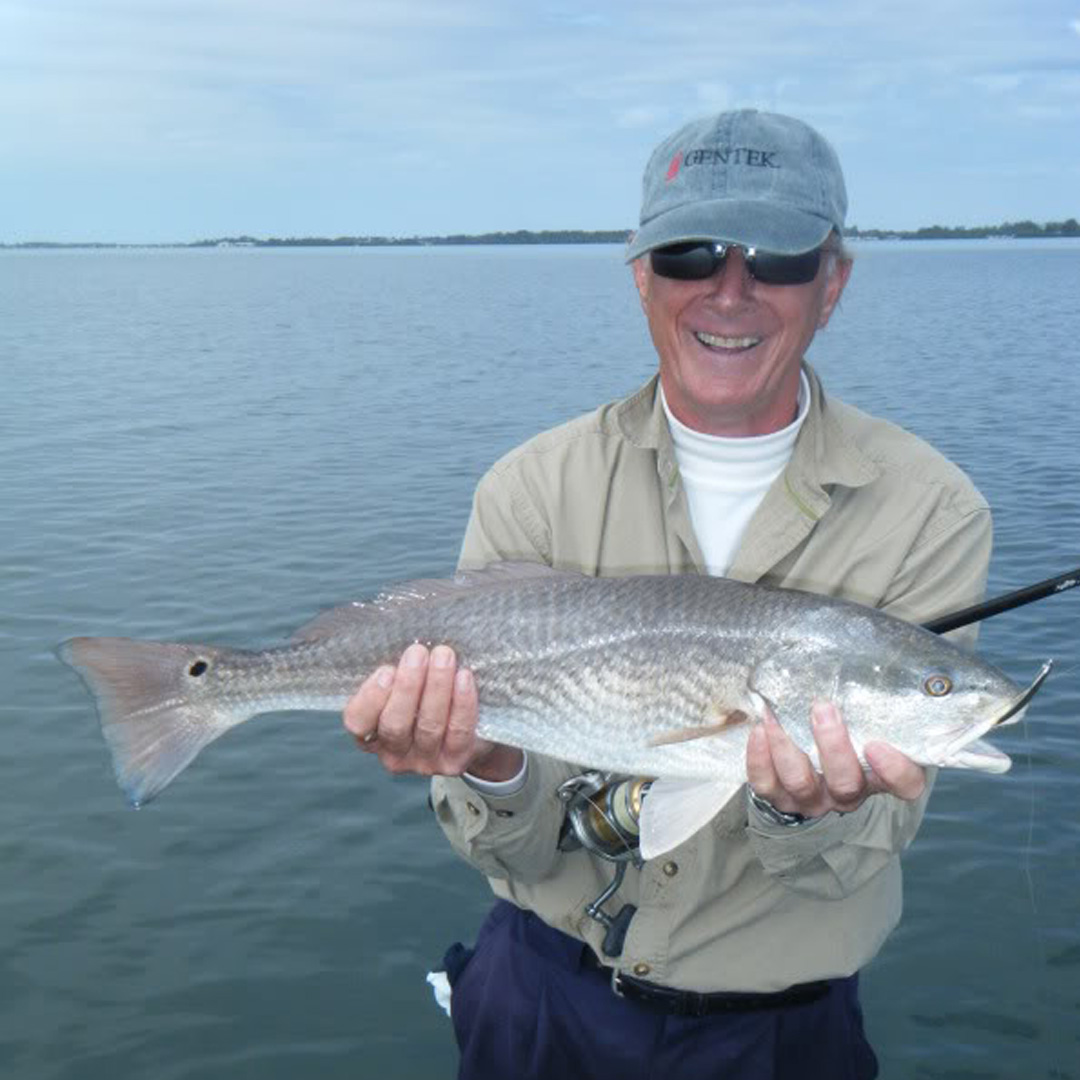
{"left": 60, "top": 564, "right": 1040, "bottom": 823}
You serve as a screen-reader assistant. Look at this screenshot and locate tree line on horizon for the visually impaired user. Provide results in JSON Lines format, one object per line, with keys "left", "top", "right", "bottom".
{"left": 4, "top": 219, "right": 1078, "bottom": 249}
{"left": 846, "top": 218, "right": 1079, "bottom": 240}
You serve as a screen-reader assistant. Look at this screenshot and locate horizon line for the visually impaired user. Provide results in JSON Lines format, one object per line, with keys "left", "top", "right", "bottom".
{"left": 3, "top": 217, "right": 1078, "bottom": 250}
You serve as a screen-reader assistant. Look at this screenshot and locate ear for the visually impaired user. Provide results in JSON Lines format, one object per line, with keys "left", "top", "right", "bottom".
{"left": 817, "top": 256, "right": 853, "bottom": 329}
{"left": 632, "top": 256, "right": 650, "bottom": 311}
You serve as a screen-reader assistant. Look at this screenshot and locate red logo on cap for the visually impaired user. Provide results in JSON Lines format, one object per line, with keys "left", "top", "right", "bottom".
{"left": 665, "top": 150, "right": 683, "bottom": 181}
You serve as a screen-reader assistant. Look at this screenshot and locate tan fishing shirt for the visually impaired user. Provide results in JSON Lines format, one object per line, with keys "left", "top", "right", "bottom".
{"left": 430, "top": 364, "right": 991, "bottom": 993}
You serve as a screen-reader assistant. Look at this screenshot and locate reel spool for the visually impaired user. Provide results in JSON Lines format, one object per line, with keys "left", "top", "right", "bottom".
{"left": 557, "top": 772, "right": 653, "bottom": 957}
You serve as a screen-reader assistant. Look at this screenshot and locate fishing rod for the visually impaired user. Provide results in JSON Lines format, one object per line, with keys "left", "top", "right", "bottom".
{"left": 922, "top": 566, "right": 1080, "bottom": 635}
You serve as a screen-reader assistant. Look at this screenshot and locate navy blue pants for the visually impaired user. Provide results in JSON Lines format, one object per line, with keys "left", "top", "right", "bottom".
{"left": 447, "top": 901, "right": 879, "bottom": 1080}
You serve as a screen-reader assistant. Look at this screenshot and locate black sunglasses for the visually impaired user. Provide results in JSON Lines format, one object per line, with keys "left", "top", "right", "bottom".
{"left": 650, "top": 241, "right": 826, "bottom": 286}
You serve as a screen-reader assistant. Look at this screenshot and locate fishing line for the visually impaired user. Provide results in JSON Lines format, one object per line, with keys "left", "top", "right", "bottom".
{"left": 925, "top": 568, "right": 1079, "bottom": 1009}
{"left": 1046, "top": 659, "right": 1080, "bottom": 679}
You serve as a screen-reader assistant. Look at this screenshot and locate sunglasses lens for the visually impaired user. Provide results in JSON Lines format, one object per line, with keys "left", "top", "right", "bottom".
{"left": 649, "top": 243, "right": 825, "bottom": 286}
{"left": 650, "top": 243, "right": 721, "bottom": 280}
{"left": 748, "top": 249, "right": 823, "bottom": 286}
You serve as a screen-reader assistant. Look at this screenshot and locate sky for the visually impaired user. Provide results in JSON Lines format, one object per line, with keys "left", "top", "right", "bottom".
{"left": 2, "top": 0, "right": 1079, "bottom": 244}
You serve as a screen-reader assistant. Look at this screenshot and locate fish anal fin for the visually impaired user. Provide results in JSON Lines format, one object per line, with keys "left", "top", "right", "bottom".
{"left": 639, "top": 777, "right": 743, "bottom": 860}
{"left": 647, "top": 709, "right": 749, "bottom": 748}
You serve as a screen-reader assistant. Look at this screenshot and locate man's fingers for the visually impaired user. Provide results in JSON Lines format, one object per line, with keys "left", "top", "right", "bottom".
{"left": 864, "top": 741, "right": 927, "bottom": 801}
{"left": 343, "top": 665, "right": 395, "bottom": 744}
{"left": 376, "top": 643, "right": 429, "bottom": 753}
{"left": 762, "top": 711, "right": 819, "bottom": 804}
{"left": 746, "top": 703, "right": 928, "bottom": 819}
{"left": 745, "top": 722, "right": 780, "bottom": 797}
{"left": 341, "top": 642, "right": 490, "bottom": 778}
{"left": 412, "top": 645, "right": 457, "bottom": 755}
{"left": 811, "top": 702, "right": 868, "bottom": 809}
{"left": 441, "top": 667, "right": 480, "bottom": 764}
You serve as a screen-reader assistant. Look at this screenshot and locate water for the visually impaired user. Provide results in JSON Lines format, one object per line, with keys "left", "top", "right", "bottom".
{"left": 2, "top": 241, "right": 1078, "bottom": 1079}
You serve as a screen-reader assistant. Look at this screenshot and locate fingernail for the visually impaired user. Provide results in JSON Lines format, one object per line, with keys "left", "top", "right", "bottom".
{"left": 432, "top": 645, "right": 453, "bottom": 668}
{"left": 404, "top": 643, "right": 427, "bottom": 668}
{"left": 375, "top": 666, "right": 394, "bottom": 689}
{"left": 812, "top": 702, "right": 839, "bottom": 729}
{"left": 455, "top": 669, "right": 473, "bottom": 692}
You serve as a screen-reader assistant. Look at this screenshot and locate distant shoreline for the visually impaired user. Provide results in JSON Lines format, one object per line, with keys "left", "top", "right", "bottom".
{"left": 2, "top": 220, "right": 1077, "bottom": 250}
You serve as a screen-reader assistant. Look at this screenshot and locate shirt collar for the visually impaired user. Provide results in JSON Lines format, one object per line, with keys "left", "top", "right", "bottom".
{"left": 613, "top": 362, "right": 882, "bottom": 501}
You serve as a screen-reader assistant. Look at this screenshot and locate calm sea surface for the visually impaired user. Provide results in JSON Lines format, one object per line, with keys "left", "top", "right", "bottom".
{"left": 2, "top": 241, "right": 1078, "bottom": 1079}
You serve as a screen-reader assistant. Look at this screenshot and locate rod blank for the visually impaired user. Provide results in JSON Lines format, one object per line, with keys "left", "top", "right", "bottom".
{"left": 922, "top": 567, "right": 1080, "bottom": 635}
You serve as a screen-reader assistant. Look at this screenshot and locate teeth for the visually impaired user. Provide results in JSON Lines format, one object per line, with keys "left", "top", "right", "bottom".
{"left": 696, "top": 331, "right": 761, "bottom": 349}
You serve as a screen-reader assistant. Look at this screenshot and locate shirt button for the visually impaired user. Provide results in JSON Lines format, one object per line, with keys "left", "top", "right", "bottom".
{"left": 465, "top": 801, "right": 481, "bottom": 816}
{"left": 632, "top": 962, "right": 651, "bottom": 978}
{"left": 662, "top": 861, "right": 679, "bottom": 877}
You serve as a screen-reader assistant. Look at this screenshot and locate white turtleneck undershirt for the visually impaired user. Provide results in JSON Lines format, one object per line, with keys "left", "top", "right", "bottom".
{"left": 661, "top": 371, "right": 810, "bottom": 577}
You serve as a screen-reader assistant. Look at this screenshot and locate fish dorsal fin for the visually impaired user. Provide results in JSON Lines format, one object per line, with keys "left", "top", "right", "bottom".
{"left": 638, "top": 777, "right": 743, "bottom": 861}
{"left": 291, "top": 562, "right": 582, "bottom": 641}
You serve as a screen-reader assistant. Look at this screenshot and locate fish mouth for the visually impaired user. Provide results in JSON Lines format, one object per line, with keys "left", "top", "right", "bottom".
{"left": 933, "top": 660, "right": 1053, "bottom": 762}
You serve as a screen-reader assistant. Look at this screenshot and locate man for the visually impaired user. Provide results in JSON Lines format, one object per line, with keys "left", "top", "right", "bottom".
{"left": 344, "top": 110, "right": 991, "bottom": 1079}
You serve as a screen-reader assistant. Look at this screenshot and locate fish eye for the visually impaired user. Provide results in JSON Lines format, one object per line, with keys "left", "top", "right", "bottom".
{"left": 924, "top": 674, "right": 952, "bottom": 697}
{"left": 188, "top": 659, "right": 209, "bottom": 677}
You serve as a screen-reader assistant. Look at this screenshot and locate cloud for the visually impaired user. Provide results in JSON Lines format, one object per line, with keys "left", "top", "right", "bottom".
{"left": 4, "top": 0, "right": 1080, "bottom": 240}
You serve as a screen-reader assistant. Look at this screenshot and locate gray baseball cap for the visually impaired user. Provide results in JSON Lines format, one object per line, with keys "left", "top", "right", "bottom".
{"left": 625, "top": 109, "right": 847, "bottom": 261}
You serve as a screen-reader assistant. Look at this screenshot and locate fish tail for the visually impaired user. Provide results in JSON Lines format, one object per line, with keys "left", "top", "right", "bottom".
{"left": 59, "top": 636, "right": 246, "bottom": 806}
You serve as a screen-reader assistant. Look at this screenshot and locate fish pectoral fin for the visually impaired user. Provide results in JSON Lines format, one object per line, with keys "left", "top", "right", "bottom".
{"left": 647, "top": 710, "right": 749, "bottom": 748}
{"left": 638, "top": 777, "right": 743, "bottom": 861}
{"left": 940, "top": 738, "right": 1012, "bottom": 774}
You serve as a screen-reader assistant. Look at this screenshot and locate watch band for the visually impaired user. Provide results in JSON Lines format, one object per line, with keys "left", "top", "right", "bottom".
{"left": 747, "top": 786, "right": 812, "bottom": 827}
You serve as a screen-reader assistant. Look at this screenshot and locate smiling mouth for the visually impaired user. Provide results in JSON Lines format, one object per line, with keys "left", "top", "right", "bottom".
{"left": 695, "top": 331, "right": 762, "bottom": 351}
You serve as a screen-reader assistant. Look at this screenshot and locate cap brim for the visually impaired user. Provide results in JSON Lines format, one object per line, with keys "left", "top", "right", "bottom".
{"left": 625, "top": 200, "right": 836, "bottom": 262}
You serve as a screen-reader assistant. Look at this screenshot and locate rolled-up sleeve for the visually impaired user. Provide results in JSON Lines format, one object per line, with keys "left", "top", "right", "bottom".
{"left": 431, "top": 754, "right": 579, "bottom": 883}
{"left": 748, "top": 775, "right": 934, "bottom": 898}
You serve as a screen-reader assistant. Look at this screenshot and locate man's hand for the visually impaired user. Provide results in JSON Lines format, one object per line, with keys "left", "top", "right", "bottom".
{"left": 746, "top": 701, "right": 926, "bottom": 819}
{"left": 342, "top": 643, "right": 523, "bottom": 780}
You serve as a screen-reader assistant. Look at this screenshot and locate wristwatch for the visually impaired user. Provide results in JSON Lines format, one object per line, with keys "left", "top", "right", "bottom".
{"left": 747, "top": 786, "right": 813, "bottom": 827}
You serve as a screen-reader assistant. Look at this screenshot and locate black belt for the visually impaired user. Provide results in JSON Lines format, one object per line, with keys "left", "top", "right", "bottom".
{"left": 610, "top": 970, "right": 831, "bottom": 1017}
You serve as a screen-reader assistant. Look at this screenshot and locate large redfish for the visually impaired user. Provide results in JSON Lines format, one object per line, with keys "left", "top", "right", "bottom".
{"left": 59, "top": 563, "right": 1049, "bottom": 858}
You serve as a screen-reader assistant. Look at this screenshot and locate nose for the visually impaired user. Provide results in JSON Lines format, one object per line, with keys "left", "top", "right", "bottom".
{"left": 707, "top": 247, "right": 754, "bottom": 305}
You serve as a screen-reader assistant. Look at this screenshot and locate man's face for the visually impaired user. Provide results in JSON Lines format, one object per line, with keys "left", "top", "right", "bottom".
{"left": 632, "top": 244, "right": 852, "bottom": 437}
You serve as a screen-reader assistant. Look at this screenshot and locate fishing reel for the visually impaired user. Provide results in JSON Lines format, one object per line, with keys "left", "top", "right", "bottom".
{"left": 558, "top": 771, "right": 652, "bottom": 863}
{"left": 557, "top": 771, "right": 653, "bottom": 957}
